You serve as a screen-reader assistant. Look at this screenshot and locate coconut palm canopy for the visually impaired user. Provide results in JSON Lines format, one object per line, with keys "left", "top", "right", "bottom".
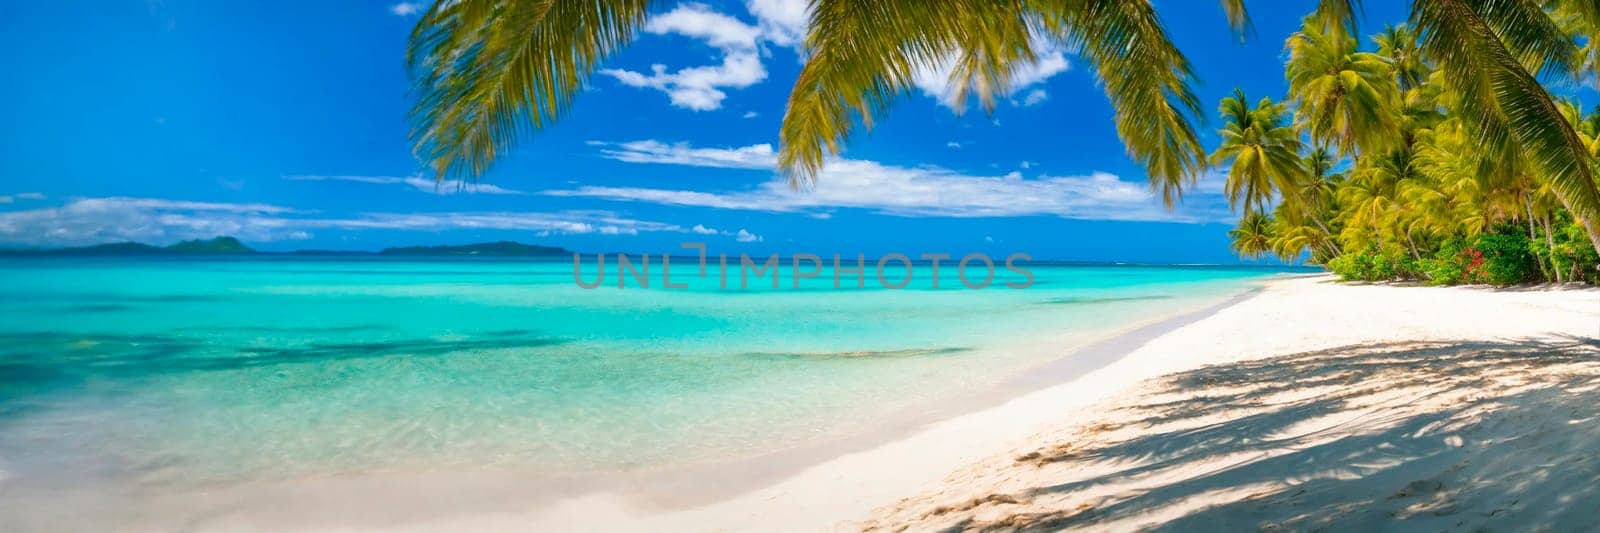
{"left": 406, "top": 0, "right": 1254, "bottom": 204}
{"left": 406, "top": 0, "right": 1600, "bottom": 272}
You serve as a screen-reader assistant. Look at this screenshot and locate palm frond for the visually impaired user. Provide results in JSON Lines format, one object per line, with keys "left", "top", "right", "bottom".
{"left": 777, "top": 0, "right": 1034, "bottom": 187}
{"left": 1042, "top": 0, "right": 1209, "bottom": 206}
{"left": 1218, "top": 0, "right": 1254, "bottom": 40}
{"left": 1314, "top": 0, "right": 1363, "bottom": 35}
{"left": 407, "top": 0, "right": 651, "bottom": 181}
{"left": 1414, "top": 0, "right": 1600, "bottom": 224}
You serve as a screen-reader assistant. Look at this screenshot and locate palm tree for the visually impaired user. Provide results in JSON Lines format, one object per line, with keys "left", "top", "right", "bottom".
{"left": 1554, "top": 0, "right": 1600, "bottom": 89}
{"left": 1270, "top": 201, "right": 1339, "bottom": 261}
{"left": 404, "top": 0, "right": 1600, "bottom": 254}
{"left": 1374, "top": 24, "right": 1425, "bottom": 91}
{"left": 1284, "top": 17, "right": 1400, "bottom": 157}
{"left": 1292, "top": 146, "right": 1344, "bottom": 255}
{"left": 1407, "top": 0, "right": 1600, "bottom": 252}
{"left": 1208, "top": 89, "right": 1304, "bottom": 215}
{"left": 1298, "top": 147, "right": 1343, "bottom": 215}
{"left": 1229, "top": 211, "right": 1276, "bottom": 259}
{"left": 1338, "top": 145, "right": 1413, "bottom": 254}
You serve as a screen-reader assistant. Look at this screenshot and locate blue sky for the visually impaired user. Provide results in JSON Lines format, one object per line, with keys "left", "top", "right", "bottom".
{"left": 0, "top": 0, "right": 1412, "bottom": 262}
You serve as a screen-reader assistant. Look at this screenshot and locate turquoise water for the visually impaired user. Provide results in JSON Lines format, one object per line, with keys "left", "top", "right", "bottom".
{"left": 0, "top": 257, "right": 1279, "bottom": 489}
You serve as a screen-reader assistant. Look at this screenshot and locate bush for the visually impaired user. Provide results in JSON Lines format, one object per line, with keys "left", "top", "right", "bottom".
{"left": 1331, "top": 225, "right": 1589, "bottom": 286}
{"left": 1326, "top": 253, "right": 1361, "bottom": 281}
{"left": 1424, "top": 238, "right": 1467, "bottom": 285}
{"left": 1327, "top": 248, "right": 1405, "bottom": 282}
{"left": 1394, "top": 255, "right": 1427, "bottom": 280}
{"left": 1471, "top": 233, "right": 1536, "bottom": 286}
{"left": 1423, "top": 232, "right": 1535, "bottom": 286}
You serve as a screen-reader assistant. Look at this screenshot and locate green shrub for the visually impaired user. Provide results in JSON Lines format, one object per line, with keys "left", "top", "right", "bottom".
{"left": 1327, "top": 249, "right": 1408, "bottom": 282}
{"left": 1425, "top": 238, "right": 1468, "bottom": 285}
{"left": 1471, "top": 233, "right": 1536, "bottom": 286}
{"left": 1326, "top": 253, "right": 1362, "bottom": 281}
{"left": 1551, "top": 220, "right": 1600, "bottom": 284}
{"left": 1424, "top": 231, "right": 1535, "bottom": 286}
{"left": 1394, "top": 255, "right": 1426, "bottom": 280}
{"left": 1367, "top": 253, "right": 1397, "bottom": 281}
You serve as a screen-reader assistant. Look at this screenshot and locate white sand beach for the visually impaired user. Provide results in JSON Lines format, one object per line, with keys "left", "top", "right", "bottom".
{"left": 423, "top": 274, "right": 1599, "bottom": 532}
{"left": 8, "top": 275, "right": 1595, "bottom": 532}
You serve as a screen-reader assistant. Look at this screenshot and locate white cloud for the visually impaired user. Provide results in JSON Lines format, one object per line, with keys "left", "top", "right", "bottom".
{"left": 648, "top": 4, "right": 761, "bottom": 48}
{"left": 389, "top": 2, "right": 421, "bottom": 16}
{"left": 559, "top": 140, "right": 1230, "bottom": 222}
{"left": 746, "top": 0, "right": 809, "bottom": 48}
{"left": 600, "top": 1, "right": 812, "bottom": 110}
{"left": 1187, "top": 168, "right": 1234, "bottom": 197}
{"left": 735, "top": 229, "right": 763, "bottom": 242}
{"left": 0, "top": 197, "right": 303, "bottom": 245}
{"left": 1018, "top": 88, "right": 1049, "bottom": 107}
{"left": 591, "top": 139, "right": 774, "bottom": 169}
{"left": 911, "top": 37, "right": 1070, "bottom": 111}
{"left": 286, "top": 175, "right": 526, "bottom": 195}
{"left": 0, "top": 192, "right": 46, "bottom": 204}
{"left": 684, "top": 219, "right": 764, "bottom": 238}
{"left": 741, "top": 111, "right": 759, "bottom": 119}
{"left": 686, "top": 223, "right": 764, "bottom": 241}
{"left": 600, "top": 3, "right": 766, "bottom": 111}
{"left": 0, "top": 197, "right": 697, "bottom": 246}
{"left": 946, "top": 141, "right": 963, "bottom": 149}
{"left": 1019, "top": 161, "right": 1033, "bottom": 169}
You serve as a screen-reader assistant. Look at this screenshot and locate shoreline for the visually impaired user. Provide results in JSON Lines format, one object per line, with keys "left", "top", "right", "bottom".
{"left": 402, "top": 277, "right": 1299, "bottom": 531}
{"left": 13, "top": 273, "right": 1589, "bottom": 531}
{"left": 432, "top": 274, "right": 1598, "bottom": 531}
{"left": 0, "top": 274, "right": 1279, "bottom": 532}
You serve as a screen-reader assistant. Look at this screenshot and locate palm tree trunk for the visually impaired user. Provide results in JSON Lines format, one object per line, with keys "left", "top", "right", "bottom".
{"left": 1403, "top": 229, "right": 1422, "bottom": 261}
{"left": 1583, "top": 216, "right": 1600, "bottom": 259}
{"left": 1544, "top": 187, "right": 1600, "bottom": 256}
{"left": 1543, "top": 214, "right": 1564, "bottom": 283}
{"left": 1523, "top": 199, "right": 1551, "bottom": 281}
{"left": 1308, "top": 214, "right": 1343, "bottom": 256}
{"left": 1523, "top": 206, "right": 1536, "bottom": 239}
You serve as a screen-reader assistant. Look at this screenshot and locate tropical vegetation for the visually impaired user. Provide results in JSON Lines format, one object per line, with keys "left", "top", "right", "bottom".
{"left": 1214, "top": 2, "right": 1600, "bottom": 286}
{"left": 402, "top": 0, "right": 1600, "bottom": 285}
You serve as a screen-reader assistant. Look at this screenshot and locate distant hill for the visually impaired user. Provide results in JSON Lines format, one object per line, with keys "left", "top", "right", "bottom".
{"left": 378, "top": 241, "right": 570, "bottom": 257}
{"left": 163, "top": 237, "right": 254, "bottom": 254}
{"left": 0, "top": 236, "right": 255, "bottom": 256}
{"left": 0, "top": 237, "right": 571, "bottom": 257}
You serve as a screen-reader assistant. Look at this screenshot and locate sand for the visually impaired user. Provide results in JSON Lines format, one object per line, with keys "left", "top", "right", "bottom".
{"left": 404, "top": 275, "right": 1599, "bottom": 531}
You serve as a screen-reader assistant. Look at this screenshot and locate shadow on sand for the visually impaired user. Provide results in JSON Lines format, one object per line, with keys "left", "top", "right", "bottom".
{"left": 874, "top": 336, "right": 1600, "bottom": 532}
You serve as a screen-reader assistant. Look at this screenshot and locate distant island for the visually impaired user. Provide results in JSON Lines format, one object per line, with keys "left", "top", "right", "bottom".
{"left": 0, "top": 236, "right": 257, "bottom": 256}
{"left": 377, "top": 241, "right": 570, "bottom": 257}
{"left": 0, "top": 237, "right": 573, "bottom": 257}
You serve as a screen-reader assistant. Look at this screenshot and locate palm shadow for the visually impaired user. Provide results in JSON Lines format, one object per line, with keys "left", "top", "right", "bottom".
{"left": 910, "top": 336, "right": 1600, "bottom": 532}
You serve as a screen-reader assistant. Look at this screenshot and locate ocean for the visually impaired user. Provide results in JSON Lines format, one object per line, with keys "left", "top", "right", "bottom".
{"left": 0, "top": 256, "right": 1286, "bottom": 490}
